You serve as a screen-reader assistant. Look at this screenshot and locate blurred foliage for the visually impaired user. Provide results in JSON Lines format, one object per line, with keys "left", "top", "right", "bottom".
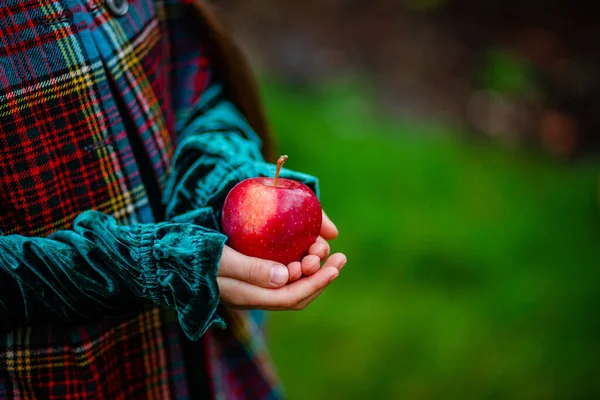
{"left": 262, "top": 79, "right": 600, "bottom": 399}
{"left": 219, "top": 0, "right": 600, "bottom": 157}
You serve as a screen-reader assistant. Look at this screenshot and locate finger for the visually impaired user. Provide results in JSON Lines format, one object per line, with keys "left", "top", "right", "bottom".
{"left": 218, "top": 246, "right": 289, "bottom": 288}
{"left": 322, "top": 252, "right": 347, "bottom": 271}
{"left": 301, "top": 254, "right": 321, "bottom": 276}
{"left": 217, "top": 266, "right": 339, "bottom": 310}
{"left": 287, "top": 261, "right": 302, "bottom": 283}
{"left": 320, "top": 211, "right": 338, "bottom": 240}
{"left": 308, "top": 237, "right": 330, "bottom": 259}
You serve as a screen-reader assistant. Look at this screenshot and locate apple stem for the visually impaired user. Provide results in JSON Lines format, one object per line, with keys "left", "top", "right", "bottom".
{"left": 274, "top": 155, "right": 288, "bottom": 187}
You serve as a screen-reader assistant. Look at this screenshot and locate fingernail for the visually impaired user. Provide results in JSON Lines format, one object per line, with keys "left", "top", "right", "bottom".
{"left": 270, "top": 265, "right": 288, "bottom": 285}
{"left": 328, "top": 272, "right": 339, "bottom": 283}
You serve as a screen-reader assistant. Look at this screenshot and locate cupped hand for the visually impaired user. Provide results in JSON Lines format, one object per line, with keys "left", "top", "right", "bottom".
{"left": 218, "top": 210, "right": 346, "bottom": 310}
{"left": 218, "top": 232, "right": 345, "bottom": 310}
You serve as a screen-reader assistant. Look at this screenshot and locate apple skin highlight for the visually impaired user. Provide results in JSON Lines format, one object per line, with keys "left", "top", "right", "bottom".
{"left": 221, "top": 177, "right": 322, "bottom": 265}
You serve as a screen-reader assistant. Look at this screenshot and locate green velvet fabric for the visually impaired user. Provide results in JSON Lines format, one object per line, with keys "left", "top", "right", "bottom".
{"left": 0, "top": 210, "right": 227, "bottom": 341}
{"left": 0, "top": 83, "right": 319, "bottom": 341}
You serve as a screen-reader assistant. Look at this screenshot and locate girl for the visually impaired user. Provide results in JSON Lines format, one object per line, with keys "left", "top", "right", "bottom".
{"left": 0, "top": 1, "right": 346, "bottom": 398}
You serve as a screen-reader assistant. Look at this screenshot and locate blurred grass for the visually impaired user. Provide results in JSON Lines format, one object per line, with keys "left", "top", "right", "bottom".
{"left": 261, "top": 78, "right": 600, "bottom": 399}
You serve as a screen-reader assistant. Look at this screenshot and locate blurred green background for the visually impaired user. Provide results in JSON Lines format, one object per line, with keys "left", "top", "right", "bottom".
{"left": 218, "top": 1, "right": 600, "bottom": 398}
{"left": 263, "top": 79, "right": 599, "bottom": 399}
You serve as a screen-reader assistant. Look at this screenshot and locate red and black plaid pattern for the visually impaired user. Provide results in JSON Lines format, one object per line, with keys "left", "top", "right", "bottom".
{"left": 0, "top": 309, "right": 173, "bottom": 399}
{"left": 0, "top": 0, "right": 137, "bottom": 237}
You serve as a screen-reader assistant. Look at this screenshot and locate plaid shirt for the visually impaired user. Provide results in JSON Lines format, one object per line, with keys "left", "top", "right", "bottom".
{"left": 0, "top": 0, "right": 296, "bottom": 398}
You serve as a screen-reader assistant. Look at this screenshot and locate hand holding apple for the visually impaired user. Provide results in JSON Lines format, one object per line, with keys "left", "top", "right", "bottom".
{"left": 217, "top": 156, "right": 347, "bottom": 310}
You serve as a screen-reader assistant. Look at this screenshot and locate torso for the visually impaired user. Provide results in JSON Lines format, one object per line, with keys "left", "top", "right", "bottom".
{"left": 0, "top": 1, "right": 204, "bottom": 398}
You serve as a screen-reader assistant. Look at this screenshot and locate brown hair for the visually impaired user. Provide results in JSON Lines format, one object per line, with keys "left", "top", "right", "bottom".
{"left": 191, "top": 1, "right": 275, "bottom": 161}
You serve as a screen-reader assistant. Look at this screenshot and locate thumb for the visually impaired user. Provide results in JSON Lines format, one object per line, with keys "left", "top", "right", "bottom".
{"left": 218, "top": 245, "right": 289, "bottom": 288}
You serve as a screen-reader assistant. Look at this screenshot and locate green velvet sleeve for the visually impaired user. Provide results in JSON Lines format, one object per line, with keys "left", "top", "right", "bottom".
{"left": 0, "top": 209, "right": 227, "bottom": 341}
{"left": 162, "top": 83, "right": 320, "bottom": 221}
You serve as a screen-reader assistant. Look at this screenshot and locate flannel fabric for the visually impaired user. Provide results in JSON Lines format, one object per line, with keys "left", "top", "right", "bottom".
{"left": 0, "top": 0, "right": 317, "bottom": 398}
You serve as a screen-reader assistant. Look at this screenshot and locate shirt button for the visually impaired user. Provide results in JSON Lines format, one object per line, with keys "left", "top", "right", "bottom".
{"left": 105, "top": 0, "right": 129, "bottom": 17}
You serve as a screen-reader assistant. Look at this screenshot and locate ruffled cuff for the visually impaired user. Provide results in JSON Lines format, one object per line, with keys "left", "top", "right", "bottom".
{"left": 139, "top": 222, "right": 227, "bottom": 341}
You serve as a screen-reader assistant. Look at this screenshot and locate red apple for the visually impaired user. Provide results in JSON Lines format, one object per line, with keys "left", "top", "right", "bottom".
{"left": 221, "top": 155, "right": 322, "bottom": 265}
